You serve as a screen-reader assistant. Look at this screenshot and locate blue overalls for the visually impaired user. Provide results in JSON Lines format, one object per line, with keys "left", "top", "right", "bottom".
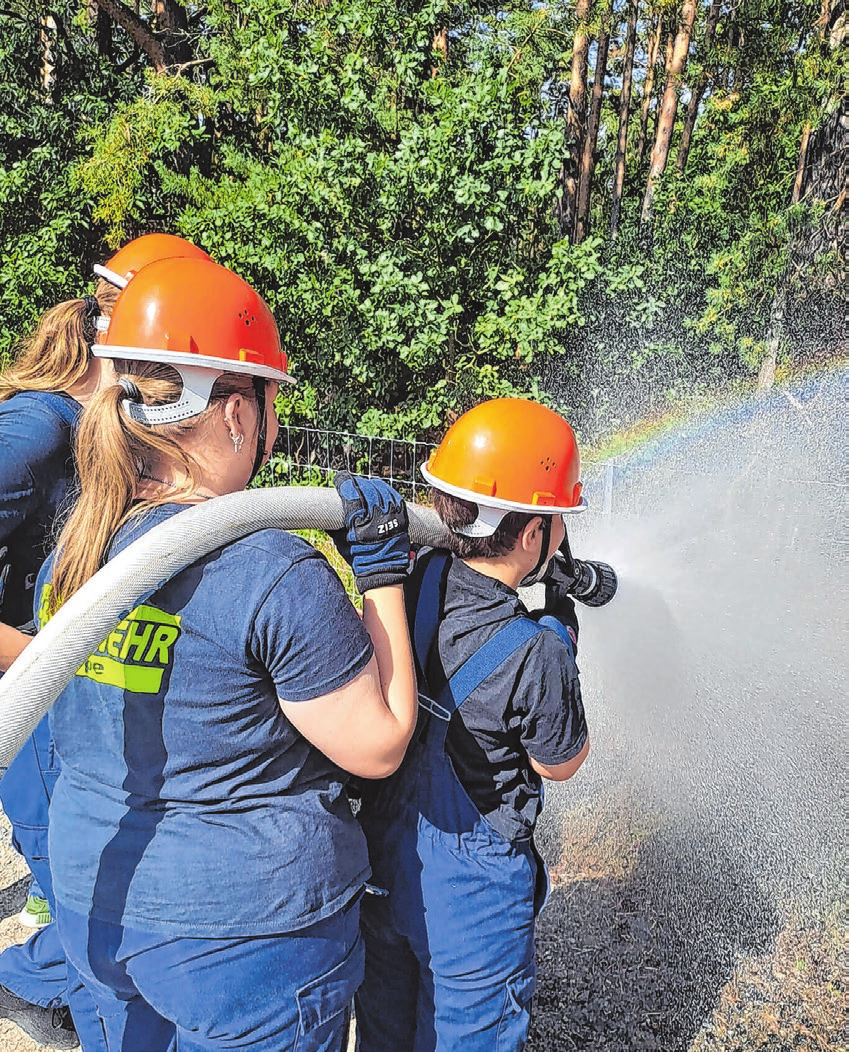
{"left": 0, "top": 391, "right": 107, "bottom": 1051}
{"left": 355, "top": 552, "right": 575, "bottom": 1052}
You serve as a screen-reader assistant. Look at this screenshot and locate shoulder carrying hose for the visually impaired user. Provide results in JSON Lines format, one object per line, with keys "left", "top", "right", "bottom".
{"left": 0, "top": 487, "right": 450, "bottom": 769}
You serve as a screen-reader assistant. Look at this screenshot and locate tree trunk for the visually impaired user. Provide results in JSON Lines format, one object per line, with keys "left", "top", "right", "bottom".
{"left": 86, "top": 0, "right": 113, "bottom": 58}
{"left": 96, "top": 0, "right": 167, "bottom": 72}
{"left": 610, "top": 0, "right": 639, "bottom": 236}
{"left": 570, "top": 0, "right": 592, "bottom": 128}
{"left": 675, "top": 0, "right": 721, "bottom": 173}
{"left": 635, "top": 12, "right": 662, "bottom": 169}
{"left": 39, "top": 13, "right": 56, "bottom": 95}
{"left": 641, "top": 0, "right": 697, "bottom": 222}
{"left": 558, "top": 0, "right": 591, "bottom": 241}
{"left": 791, "top": 124, "right": 813, "bottom": 203}
{"left": 790, "top": 0, "right": 836, "bottom": 204}
{"left": 431, "top": 25, "right": 448, "bottom": 77}
{"left": 756, "top": 287, "right": 787, "bottom": 391}
{"left": 152, "top": 0, "right": 192, "bottom": 67}
{"left": 575, "top": 4, "right": 611, "bottom": 242}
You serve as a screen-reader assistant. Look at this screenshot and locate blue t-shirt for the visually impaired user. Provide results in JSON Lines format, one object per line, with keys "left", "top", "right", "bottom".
{"left": 0, "top": 391, "right": 80, "bottom": 629}
{"left": 42, "top": 503, "right": 374, "bottom": 937}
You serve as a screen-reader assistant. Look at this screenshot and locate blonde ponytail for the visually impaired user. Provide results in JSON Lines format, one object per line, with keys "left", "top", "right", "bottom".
{"left": 48, "top": 362, "right": 256, "bottom": 616}
{"left": 0, "top": 280, "right": 119, "bottom": 403}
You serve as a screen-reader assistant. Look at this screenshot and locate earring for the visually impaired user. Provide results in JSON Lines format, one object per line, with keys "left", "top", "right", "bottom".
{"left": 232, "top": 433, "right": 244, "bottom": 455}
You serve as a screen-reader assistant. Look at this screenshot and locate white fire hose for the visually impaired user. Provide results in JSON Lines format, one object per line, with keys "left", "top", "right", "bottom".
{"left": 0, "top": 487, "right": 450, "bottom": 768}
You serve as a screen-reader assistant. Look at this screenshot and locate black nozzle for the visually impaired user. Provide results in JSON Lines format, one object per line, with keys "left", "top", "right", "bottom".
{"left": 551, "top": 532, "right": 619, "bottom": 607}
{"left": 570, "top": 558, "right": 619, "bottom": 607}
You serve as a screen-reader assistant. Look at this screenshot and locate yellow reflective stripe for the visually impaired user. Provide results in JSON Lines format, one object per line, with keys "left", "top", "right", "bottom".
{"left": 76, "top": 654, "right": 168, "bottom": 693}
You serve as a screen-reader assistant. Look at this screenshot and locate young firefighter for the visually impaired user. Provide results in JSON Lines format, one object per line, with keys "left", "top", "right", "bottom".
{"left": 354, "top": 397, "right": 617, "bottom": 1052}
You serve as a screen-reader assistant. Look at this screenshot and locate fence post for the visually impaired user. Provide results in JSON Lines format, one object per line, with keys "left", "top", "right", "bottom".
{"left": 602, "top": 460, "right": 614, "bottom": 516}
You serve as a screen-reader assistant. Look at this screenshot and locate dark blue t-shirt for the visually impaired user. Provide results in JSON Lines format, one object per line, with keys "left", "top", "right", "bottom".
{"left": 0, "top": 391, "right": 80, "bottom": 629}
{"left": 42, "top": 504, "right": 374, "bottom": 936}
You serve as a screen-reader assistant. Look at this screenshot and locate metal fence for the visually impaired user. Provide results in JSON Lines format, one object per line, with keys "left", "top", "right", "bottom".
{"left": 267, "top": 426, "right": 436, "bottom": 502}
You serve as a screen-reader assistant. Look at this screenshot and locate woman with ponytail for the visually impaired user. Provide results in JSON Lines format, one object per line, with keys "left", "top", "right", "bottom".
{"left": 0, "top": 289, "right": 115, "bottom": 1051}
{"left": 38, "top": 257, "right": 417, "bottom": 1051}
{"left": 0, "top": 234, "right": 212, "bottom": 1051}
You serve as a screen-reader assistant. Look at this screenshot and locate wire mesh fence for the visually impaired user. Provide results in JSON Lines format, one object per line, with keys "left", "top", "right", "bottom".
{"left": 266, "top": 426, "right": 436, "bottom": 502}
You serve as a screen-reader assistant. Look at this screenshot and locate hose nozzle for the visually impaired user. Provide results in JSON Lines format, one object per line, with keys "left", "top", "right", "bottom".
{"left": 569, "top": 557, "right": 619, "bottom": 607}
{"left": 550, "top": 531, "right": 619, "bottom": 607}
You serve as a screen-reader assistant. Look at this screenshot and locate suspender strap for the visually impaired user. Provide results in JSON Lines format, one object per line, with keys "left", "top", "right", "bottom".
{"left": 412, "top": 554, "right": 573, "bottom": 722}
{"left": 413, "top": 551, "right": 450, "bottom": 688}
{"left": 436, "top": 617, "right": 543, "bottom": 717}
{"left": 536, "top": 614, "right": 575, "bottom": 662}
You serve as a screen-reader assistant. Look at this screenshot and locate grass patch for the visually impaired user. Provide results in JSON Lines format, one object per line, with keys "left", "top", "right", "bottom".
{"left": 548, "top": 794, "right": 658, "bottom": 887}
{"left": 691, "top": 901, "right": 848, "bottom": 1051}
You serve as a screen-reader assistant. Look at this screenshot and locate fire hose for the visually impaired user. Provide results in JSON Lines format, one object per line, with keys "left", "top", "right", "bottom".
{"left": 0, "top": 486, "right": 616, "bottom": 768}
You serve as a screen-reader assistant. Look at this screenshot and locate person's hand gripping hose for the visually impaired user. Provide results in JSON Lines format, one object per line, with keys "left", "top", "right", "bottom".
{"left": 332, "top": 473, "right": 413, "bottom": 593}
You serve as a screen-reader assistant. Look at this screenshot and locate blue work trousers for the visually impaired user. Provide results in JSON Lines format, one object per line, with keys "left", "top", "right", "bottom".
{"left": 0, "top": 717, "right": 107, "bottom": 1051}
{"left": 356, "top": 852, "right": 538, "bottom": 1052}
{"left": 354, "top": 607, "right": 570, "bottom": 1052}
{"left": 58, "top": 895, "right": 364, "bottom": 1052}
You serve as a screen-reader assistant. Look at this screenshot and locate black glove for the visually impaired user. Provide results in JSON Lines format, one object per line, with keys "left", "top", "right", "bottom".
{"left": 332, "top": 473, "right": 412, "bottom": 594}
{"left": 543, "top": 554, "right": 580, "bottom": 641}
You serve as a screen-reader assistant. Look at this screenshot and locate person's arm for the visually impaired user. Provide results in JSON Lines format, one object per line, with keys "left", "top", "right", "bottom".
{"left": 529, "top": 737, "right": 589, "bottom": 782}
{"left": 280, "top": 584, "right": 416, "bottom": 777}
{"left": 279, "top": 474, "right": 418, "bottom": 777}
{"left": 0, "top": 622, "right": 30, "bottom": 672}
{"left": 519, "top": 630, "right": 589, "bottom": 784}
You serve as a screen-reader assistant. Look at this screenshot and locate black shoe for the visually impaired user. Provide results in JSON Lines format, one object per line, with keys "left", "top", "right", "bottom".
{"left": 0, "top": 983, "right": 80, "bottom": 1048}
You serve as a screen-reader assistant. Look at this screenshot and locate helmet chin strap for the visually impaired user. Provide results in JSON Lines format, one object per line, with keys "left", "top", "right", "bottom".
{"left": 249, "top": 377, "right": 268, "bottom": 483}
{"left": 519, "top": 514, "right": 553, "bottom": 589}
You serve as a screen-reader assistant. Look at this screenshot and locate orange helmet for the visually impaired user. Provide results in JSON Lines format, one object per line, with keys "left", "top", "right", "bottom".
{"left": 93, "top": 256, "right": 293, "bottom": 425}
{"left": 421, "top": 398, "right": 585, "bottom": 536}
{"left": 94, "top": 233, "right": 212, "bottom": 290}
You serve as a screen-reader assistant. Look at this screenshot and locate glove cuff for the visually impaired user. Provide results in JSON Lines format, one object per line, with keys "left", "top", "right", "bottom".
{"left": 355, "top": 570, "right": 410, "bottom": 594}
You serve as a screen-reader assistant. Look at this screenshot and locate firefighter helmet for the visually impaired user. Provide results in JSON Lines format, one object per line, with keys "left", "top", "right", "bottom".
{"left": 93, "top": 257, "right": 293, "bottom": 425}
{"left": 421, "top": 398, "right": 585, "bottom": 535}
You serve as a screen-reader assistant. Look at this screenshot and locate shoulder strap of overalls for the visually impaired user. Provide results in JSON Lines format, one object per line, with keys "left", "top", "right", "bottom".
{"left": 33, "top": 391, "right": 81, "bottom": 430}
{"left": 413, "top": 549, "right": 450, "bottom": 687}
{"left": 413, "top": 550, "right": 558, "bottom": 721}
{"left": 435, "top": 617, "right": 543, "bottom": 718}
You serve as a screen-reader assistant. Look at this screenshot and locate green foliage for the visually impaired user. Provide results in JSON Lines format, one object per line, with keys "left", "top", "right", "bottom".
{"left": 0, "top": 0, "right": 142, "bottom": 360}
{"left": 73, "top": 74, "right": 216, "bottom": 246}
{"left": 0, "top": 0, "right": 843, "bottom": 443}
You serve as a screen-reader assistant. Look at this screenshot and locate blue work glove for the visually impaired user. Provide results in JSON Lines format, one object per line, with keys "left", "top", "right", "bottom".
{"left": 332, "top": 473, "right": 412, "bottom": 594}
